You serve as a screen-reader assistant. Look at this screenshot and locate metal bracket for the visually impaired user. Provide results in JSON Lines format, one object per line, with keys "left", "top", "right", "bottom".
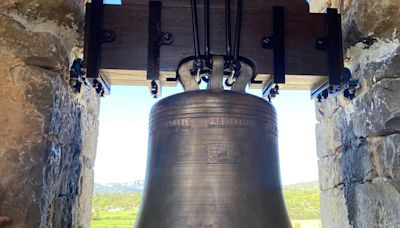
{"left": 261, "top": 6, "right": 285, "bottom": 84}
{"left": 92, "top": 75, "right": 111, "bottom": 97}
{"left": 316, "top": 8, "right": 344, "bottom": 85}
{"left": 311, "top": 9, "right": 358, "bottom": 102}
{"left": 311, "top": 68, "right": 359, "bottom": 102}
{"left": 84, "top": 0, "right": 115, "bottom": 79}
{"left": 147, "top": 1, "right": 173, "bottom": 98}
{"left": 69, "top": 59, "right": 110, "bottom": 96}
{"left": 262, "top": 79, "right": 280, "bottom": 102}
{"left": 69, "top": 58, "right": 86, "bottom": 92}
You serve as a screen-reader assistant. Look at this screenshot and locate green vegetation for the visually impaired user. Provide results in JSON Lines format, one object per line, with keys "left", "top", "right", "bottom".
{"left": 91, "top": 193, "right": 141, "bottom": 228}
{"left": 284, "top": 182, "right": 321, "bottom": 220}
{"left": 91, "top": 182, "right": 321, "bottom": 228}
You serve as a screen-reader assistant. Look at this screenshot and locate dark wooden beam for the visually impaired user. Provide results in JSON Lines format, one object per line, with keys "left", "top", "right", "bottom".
{"left": 97, "top": 0, "right": 336, "bottom": 87}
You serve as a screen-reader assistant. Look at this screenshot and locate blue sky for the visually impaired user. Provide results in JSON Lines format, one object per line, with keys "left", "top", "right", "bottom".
{"left": 94, "top": 86, "right": 319, "bottom": 185}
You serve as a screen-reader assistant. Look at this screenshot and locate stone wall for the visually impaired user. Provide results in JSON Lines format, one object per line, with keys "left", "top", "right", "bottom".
{"left": 311, "top": 0, "right": 400, "bottom": 227}
{"left": 0, "top": 1, "right": 99, "bottom": 227}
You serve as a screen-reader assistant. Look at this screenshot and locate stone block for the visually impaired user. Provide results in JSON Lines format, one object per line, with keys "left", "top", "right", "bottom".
{"left": 318, "top": 156, "right": 344, "bottom": 191}
{"left": 320, "top": 188, "right": 351, "bottom": 228}
{"left": 0, "top": 54, "right": 48, "bottom": 227}
{"left": 342, "top": 0, "right": 400, "bottom": 46}
{"left": 345, "top": 39, "right": 400, "bottom": 92}
{"left": 309, "top": 0, "right": 400, "bottom": 44}
{"left": 362, "top": 49, "right": 400, "bottom": 85}
{"left": 0, "top": 0, "right": 84, "bottom": 28}
{"left": 315, "top": 111, "right": 345, "bottom": 158}
{"left": 321, "top": 181, "right": 400, "bottom": 228}
{"left": 352, "top": 181, "right": 400, "bottom": 228}
{"left": 318, "top": 140, "right": 375, "bottom": 191}
{"left": 353, "top": 79, "right": 400, "bottom": 137}
{"left": 369, "top": 134, "right": 400, "bottom": 181}
{"left": 0, "top": 15, "right": 66, "bottom": 70}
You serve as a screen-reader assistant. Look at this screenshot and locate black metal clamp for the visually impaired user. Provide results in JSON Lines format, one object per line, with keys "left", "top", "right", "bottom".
{"left": 316, "top": 8, "right": 343, "bottom": 86}
{"left": 83, "top": 0, "right": 114, "bottom": 96}
{"left": 261, "top": 6, "right": 285, "bottom": 84}
{"left": 69, "top": 58, "right": 111, "bottom": 96}
{"left": 69, "top": 58, "right": 87, "bottom": 92}
{"left": 311, "top": 68, "right": 359, "bottom": 102}
{"left": 84, "top": 0, "right": 115, "bottom": 79}
{"left": 147, "top": 1, "right": 173, "bottom": 98}
{"left": 261, "top": 6, "right": 285, "bottom": 101}
{"left": 313, "top": 8, "right": 359, "bottom": 101}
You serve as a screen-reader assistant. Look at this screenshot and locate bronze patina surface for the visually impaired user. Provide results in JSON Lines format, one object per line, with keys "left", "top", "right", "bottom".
{"left": 135, "top": 90, "right": 291, "bottom": 228}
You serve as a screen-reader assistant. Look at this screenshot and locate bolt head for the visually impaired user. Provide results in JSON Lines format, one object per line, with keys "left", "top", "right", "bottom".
{"left": 163, "top": 33, "right": 171, "bottom": 40}
{"left": 261, "top": 37, "right": 273, "bottom": 49}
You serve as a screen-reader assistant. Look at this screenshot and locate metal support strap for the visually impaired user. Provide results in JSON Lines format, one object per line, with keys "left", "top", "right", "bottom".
{"left": 147, "top": 1, "right": 173, "bottom": 97}
{"left": 84, "top": 0, "right": 115, "bottom": 79}
{"left": 261, "top": 6, "right": 285, "bottom": 84}
{"left": 316, "top": 8, "right": 344, "bottom": 85}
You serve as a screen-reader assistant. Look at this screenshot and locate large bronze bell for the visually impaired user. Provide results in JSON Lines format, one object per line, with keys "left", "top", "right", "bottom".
{"left": 135, "top": 57, "right": 291, "bottom": 228}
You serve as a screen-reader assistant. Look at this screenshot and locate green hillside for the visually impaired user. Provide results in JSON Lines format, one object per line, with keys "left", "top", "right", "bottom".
{"left": 284, "top": 181, "right": 321, "bottom": 220}
{"left": 91, "top": 182, "right": 320, "bottom": 227}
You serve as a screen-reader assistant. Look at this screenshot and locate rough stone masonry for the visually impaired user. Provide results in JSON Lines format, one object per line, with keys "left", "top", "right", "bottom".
{"left": 311, "top": 0, "right": 400, "bottom": 227}
{"left": 0, "top": 1, "right": 99, "bottom": 227}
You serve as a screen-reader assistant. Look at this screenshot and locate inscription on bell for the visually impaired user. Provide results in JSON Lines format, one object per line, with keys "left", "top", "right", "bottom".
{"left": 150, "top": 118, "right": 191, "bottom": 133}
{"left": 207, "top": 144, "right": 241, "bottom": 164}
{"left": 208, "top": 117, "right": 253, "bottom": 128}
{"left": 165, "top": 118, "right": 191, "bottom": 128}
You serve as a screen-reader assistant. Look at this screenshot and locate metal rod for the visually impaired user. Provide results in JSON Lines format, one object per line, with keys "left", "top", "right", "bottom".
{"left": 233, "top": 0, "right": 243, "bottom": 62}
{"left": 190, "top": 0, "right": 201, "bottom": 58}
{"left": 225, "top": 0, "right": 232, "bottom": 59}
{"left": 204, "top": 0, "right": 210, "bottom": 61}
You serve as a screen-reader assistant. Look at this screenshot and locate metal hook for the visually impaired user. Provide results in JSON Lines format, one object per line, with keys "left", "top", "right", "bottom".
{"left": 178, "top": 60, "right": 200, "bottom": 91}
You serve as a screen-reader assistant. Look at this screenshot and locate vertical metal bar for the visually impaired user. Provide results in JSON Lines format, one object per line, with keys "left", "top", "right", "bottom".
{"left": 204, "top": 0, "right": 210, "bottom": 62}
{"left": 233, "top": 0, "right": 243, "bottom": 62}
{"left": 84, "top": 0, "right": 104, "bottom": 78}
{"left": 272, "top": 6, "right": 285, "bottom": 84}
{"left": 190, "top": 0, "right": 201, "bottom": 58}
{"left": 326, "top": 8, "right": 343, "bottom": 85}
{"left": 146, "top": 1, "right": 162, "bottom": 82}
{"left": 225, "top": 0, "right": 232, "bottom": 59}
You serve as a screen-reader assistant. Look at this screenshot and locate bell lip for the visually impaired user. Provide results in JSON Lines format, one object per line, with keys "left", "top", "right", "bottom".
{"left": 152, "top": 90, "right": 276, "bottom": 113}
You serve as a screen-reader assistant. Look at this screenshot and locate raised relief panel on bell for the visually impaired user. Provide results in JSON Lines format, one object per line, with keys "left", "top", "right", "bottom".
{"left": 206, "top": 144, "right": 242, "bottom": 164}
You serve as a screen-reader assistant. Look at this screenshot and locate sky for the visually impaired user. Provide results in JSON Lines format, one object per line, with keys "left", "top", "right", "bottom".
{"left": 94, "top": 86, "right": 319, "bottom": 185}
{"left": 95, "top": 0, "right": 319, "bottom": 186}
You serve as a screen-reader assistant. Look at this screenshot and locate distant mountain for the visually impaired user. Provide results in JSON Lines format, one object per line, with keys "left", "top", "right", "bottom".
{"left": 94, "top": 180, "right": 319, "bottom": 194}
{"left": 94, "top": 180, "right": 145, "bottom": 194}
